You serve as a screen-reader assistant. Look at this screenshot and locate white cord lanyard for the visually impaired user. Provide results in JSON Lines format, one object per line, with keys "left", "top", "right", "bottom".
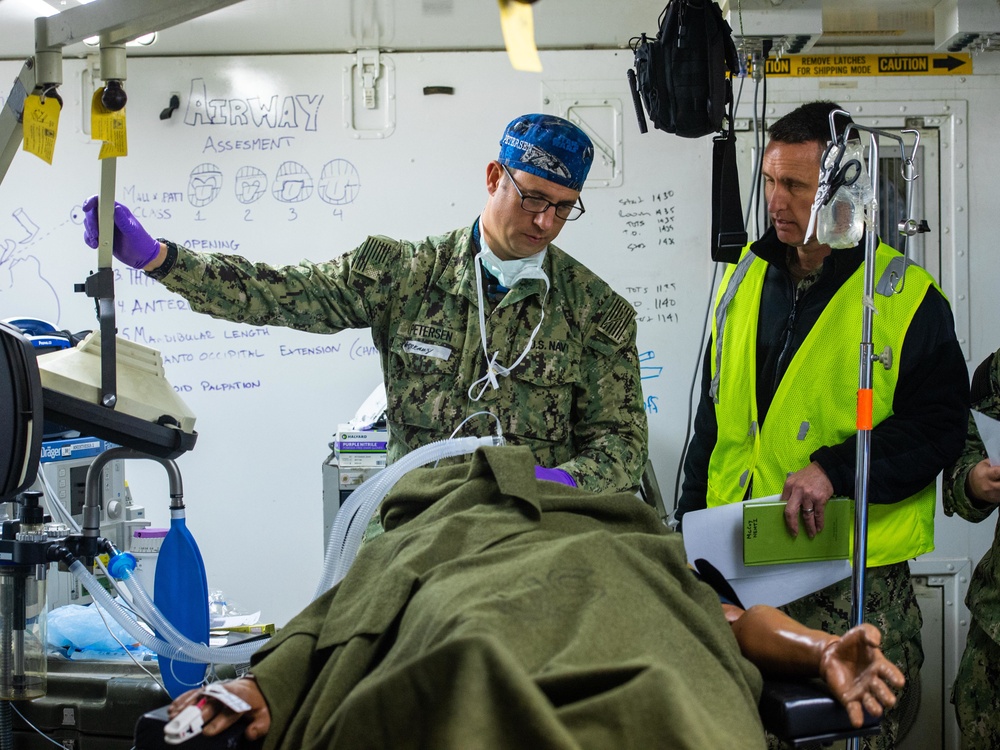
{"left": 468, "top": 247, "right": 550, "bottom": 402}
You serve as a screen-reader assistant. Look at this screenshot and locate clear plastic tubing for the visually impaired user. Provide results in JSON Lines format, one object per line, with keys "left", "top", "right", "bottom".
{"left": 120, "top": 568, "right": 212, "bottom": 656}
{"left": 68, "top": 561, "right": 260, "bottom": 665}
{"left": 316, "top": 435, "right": 498, "bottom": 598}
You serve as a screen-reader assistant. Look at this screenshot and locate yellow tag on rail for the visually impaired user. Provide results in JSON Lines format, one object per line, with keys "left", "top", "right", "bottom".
{"left": 22, "top": 94, "right": 60, "bottom": 165}
{"left": 91, "top": 88, "right": 129, "bottom": 159}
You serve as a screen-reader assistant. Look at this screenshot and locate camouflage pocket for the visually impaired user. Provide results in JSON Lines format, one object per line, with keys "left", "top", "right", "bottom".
{"left": 386, "top": 332, "right": 465, "bottom": 431}
{"left": 504, "top": 344, "right": 582, "bottom": 444}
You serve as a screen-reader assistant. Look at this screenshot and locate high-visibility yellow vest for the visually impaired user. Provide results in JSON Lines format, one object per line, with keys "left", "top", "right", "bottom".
{"left": 707, "top": 242, "right": 937, "bottom": 567}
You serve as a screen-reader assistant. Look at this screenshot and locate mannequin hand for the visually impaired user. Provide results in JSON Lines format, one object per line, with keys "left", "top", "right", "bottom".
{"left": 818, "top": 624, "right": 905, "bottom": 728}
{"left": 82, "top": 195, "right": 161, "bottom": 269}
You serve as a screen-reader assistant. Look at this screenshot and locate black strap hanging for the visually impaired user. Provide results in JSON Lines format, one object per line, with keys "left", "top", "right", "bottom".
{"left": 711, "top": 83, "right": 747, "bottom": 264}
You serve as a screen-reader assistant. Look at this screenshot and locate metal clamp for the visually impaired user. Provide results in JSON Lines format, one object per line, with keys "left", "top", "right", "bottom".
{"left": 872, "top": 345, "right": 893, "bottom": 371}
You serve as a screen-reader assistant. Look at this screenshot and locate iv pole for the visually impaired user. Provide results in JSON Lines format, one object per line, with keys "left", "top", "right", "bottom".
{"left": 827, "top": 112, "right": 922, "bottom": 750}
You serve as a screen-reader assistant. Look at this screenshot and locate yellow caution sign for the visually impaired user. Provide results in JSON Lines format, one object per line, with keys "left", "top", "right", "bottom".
{"left": 763, "top": 53, "right": 972, "bottom": 78}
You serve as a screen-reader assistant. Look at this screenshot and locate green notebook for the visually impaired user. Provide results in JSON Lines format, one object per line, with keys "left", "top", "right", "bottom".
{"left": 743, "top": 496, "right": 854, "bottom": 566}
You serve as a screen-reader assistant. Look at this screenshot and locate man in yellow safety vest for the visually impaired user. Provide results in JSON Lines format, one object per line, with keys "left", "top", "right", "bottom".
{"left": 677, "top": 100, "right": 969, "bottom": 749}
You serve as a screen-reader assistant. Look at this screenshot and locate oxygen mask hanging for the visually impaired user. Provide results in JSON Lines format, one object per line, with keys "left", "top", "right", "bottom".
{"left": 807, "top": 140, "right": 874, "bottom": 250}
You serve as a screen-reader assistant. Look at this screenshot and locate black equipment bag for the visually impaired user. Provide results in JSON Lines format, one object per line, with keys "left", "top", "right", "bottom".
{"left": 628, "top": 0, "right": 739, "bottom": 138}
{"left": 627, "top": 0, "right": 747, "bottom": 262}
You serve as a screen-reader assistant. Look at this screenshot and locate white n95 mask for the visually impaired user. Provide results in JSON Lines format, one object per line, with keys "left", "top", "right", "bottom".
{"left": 478, "top": 246, "right": 548, "bottom": 289}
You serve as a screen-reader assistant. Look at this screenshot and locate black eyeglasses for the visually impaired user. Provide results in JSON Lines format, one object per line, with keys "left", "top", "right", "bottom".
{"left": 500, "top": 164, "right": 585, "bottom": 221}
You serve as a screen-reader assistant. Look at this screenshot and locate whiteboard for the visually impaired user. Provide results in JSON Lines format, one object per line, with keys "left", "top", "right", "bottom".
{"left": 0, "top": 50, "right": 716, "bottom": 625}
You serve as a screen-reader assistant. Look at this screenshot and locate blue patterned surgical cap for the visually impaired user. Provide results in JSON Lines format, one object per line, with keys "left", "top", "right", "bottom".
{"left": 498, "top": 114, "right": 594, "bottom": 191}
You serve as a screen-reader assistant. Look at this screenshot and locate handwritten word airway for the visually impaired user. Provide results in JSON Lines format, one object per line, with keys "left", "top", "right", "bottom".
{"left": 184, "top": 78, "right": 323, "bottom": 132}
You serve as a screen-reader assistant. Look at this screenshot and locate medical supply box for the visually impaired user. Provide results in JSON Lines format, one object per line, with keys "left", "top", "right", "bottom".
{"left": 333, "top": 424, "right": 388, "bottom": 468}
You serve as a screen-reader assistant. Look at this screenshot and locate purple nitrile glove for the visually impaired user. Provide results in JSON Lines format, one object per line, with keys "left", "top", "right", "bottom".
{"left": 534, "top": 465, "right": 576, "bottom": 487}
{"left": 82, "top": 195, "right": 161, "bottom": 270}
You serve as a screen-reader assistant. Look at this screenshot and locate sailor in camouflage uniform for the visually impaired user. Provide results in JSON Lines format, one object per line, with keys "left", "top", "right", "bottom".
{"left": 944, "top": 349, "right": 1000, "bottom": 749}
{"left": 82, "top": 114, "right": 647, "bottom": 493}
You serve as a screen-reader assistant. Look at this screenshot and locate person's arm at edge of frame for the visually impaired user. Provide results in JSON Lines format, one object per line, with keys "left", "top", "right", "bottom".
{"left": 944, "top": 349, "right": 1000, "bottom": 522}
{"left": 808, "top": 286, "right": 970, "bottom": 506}
{"left": 723, "top": 602, "right": 906, "bottom": 728}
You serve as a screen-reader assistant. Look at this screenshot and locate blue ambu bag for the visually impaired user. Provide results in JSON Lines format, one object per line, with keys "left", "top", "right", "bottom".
{"left": 154, "top": 514, "right": 210, "bottom": 698}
